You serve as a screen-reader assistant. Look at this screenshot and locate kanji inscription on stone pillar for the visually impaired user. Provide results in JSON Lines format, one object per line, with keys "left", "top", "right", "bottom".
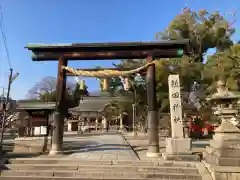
{"left": 168, "top": 74, "right": 184, "bottom": 138}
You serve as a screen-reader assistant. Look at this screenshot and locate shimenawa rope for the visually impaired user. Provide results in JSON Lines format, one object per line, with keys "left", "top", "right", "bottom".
{"left": 62, "top": 60, "right": 156, "bottom": 77}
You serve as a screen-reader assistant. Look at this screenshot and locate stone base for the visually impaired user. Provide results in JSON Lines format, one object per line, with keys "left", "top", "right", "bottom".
{"left": 146, "top": 152, "right": 160, "bottom": 158}
{"left": 130, "top": 131, "right": 139, "bottom": 136}
{"left": 203, "top": 161, "right": 240, "bottom": 180}
{"left": 202, "top": 120, "right": 240, "bottom": 179}
{"left": 203, "top": 121, "right": 240, "bottom": 166}
{"left": 203, "top": 146, "right": 240, "bottom": 166}
{"left": 48, "top": 143, "right": 63, "bottom": 156}
{"left": 77, "top": 130, "right": 83, "bottom": 134}
{"left": 13, "top": 136, "right": 51, "bottom": 153}
{"left": 165, "top": 137, "right": 192, "bottom": 154}
{"left": 119, "top": 127, "right": 127, "bottom": 132}
{"left": 48, "top": 149, "right": 63, "bottom": 156}
{"left": 162, "top": 152, "right": 200, "bottom": 161}
{"left": 163, "top": 137, "right": 199, "bottom": 161}
{"left": 102, "top": 128, "right": 108, "bottom": 132}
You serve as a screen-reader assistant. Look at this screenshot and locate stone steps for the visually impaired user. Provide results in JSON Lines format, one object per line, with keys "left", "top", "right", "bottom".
{"left": 0, "top": 170, "right": 202, "bottom": 180}
{"left": 7, "top": 158, "right": 196, "bottom": 166}
{"left": 0, "top": 177, "right": 200, "bottom": 180}
{"left": 1, "top": 158, "right": 204, "bottom": 180}
{"left": 5, "top": 164, "right": 199, "bottom": 173}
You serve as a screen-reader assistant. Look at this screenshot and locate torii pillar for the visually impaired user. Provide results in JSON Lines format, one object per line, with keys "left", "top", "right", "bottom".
{"left": 146, "top": 55, "right": 159, "bottom": 157}
{"left": 49, "top": 57, "right": 68, "bottom": 155}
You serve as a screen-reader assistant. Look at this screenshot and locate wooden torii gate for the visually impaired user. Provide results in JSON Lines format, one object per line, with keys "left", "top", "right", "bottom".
{"left": 26, "top": 40, "right": 189, "bottom": 157}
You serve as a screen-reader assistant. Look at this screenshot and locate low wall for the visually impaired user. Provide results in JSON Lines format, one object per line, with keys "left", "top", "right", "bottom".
{"left": 13, "top": 136, "right": 52, "bottom": 153}
{"left": 203, "top": 161, "right": 240, "bottom": 180}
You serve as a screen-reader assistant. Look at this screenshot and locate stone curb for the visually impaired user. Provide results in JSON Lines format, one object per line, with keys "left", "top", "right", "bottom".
{"left": 119, "top": 133, "right": 140, "bottom": 160}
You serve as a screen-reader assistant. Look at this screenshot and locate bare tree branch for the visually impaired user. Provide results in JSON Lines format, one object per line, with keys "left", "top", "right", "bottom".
{"left": 27, "top": 76, "right": 75, "bottom": 99}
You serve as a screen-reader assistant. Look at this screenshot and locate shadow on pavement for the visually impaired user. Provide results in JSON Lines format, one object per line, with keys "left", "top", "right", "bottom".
{"left": 5, "top": 153, "right": 43, "bottom": 159}
{"left": 62, "top": 142, "right": 131, "bottom": 155}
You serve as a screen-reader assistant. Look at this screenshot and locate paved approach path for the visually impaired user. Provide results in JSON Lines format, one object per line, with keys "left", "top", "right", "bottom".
{"left": 62, "top": 133, "right": 138, "bottom": 161}
{"left": 3, "top": 132, "right": 138, "bottom": 161}
{"left": 123, "top": 132, "right": 209, "bottom": 160}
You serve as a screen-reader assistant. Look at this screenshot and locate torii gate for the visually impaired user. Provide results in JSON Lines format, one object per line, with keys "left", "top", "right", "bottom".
{"left": 26, "top": 40, "right": 189, "bottom": 157}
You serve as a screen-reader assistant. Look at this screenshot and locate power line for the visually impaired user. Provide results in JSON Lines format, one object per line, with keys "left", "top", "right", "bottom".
{"left": 0, "top": 3, "right": 12, "bottom": 69}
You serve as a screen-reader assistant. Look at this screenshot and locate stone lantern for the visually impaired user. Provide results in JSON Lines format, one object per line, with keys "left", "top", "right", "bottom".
{"left": 203, "top": 80, "right": 240, "bottom": 179}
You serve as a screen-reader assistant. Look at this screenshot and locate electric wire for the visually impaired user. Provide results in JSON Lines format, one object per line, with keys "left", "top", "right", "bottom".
{"left": 0, "top": 3, "right": 12, "bottom": 69}
{"left": 0, "top": 3, "right": 12, "bottom": 93}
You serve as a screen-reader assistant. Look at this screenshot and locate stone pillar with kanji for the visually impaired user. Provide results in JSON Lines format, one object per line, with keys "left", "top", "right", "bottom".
{"left": 162, "top": 74, "right": 199, "bottom": 161}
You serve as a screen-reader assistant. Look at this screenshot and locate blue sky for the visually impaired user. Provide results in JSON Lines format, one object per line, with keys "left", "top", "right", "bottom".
{"left": 0, "top": 0, "right": 239, "bottom": 100}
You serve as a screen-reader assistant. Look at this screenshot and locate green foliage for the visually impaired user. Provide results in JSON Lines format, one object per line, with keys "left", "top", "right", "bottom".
{"left": 203, "top": 44, "right": 240, "bottom": 93}
{"left": 72, "top": 83, "right": 89, "bottom": 106}
{"left": 72, "top": 83, "right": 81, "bottom": 102}
{"left": 153, "top": 8, "right": 239, "bottom": 117}
{"left": 156, "top": 8, "right": 234, "bottom": 62}
{"left": 109, "top": 77, "right": 124, "bottom": 93}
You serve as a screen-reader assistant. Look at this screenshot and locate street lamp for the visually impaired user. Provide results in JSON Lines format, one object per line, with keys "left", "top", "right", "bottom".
{"left": 129, "top": 74, "right": 146, "bottom": 136}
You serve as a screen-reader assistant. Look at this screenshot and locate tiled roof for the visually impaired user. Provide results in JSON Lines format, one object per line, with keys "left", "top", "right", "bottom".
{"left": 69, "top": 96, "right": 130, "bottom": 113}
{"left": 16, "top": 100, "right": 55, "bottom": 110}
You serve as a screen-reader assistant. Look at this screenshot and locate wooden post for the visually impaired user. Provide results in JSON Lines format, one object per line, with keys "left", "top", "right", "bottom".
{"left": 146, "top": 55, "right": 160, "bottom": 157}
{"left": 49, "top": 57, "right": 68, "bottom": 155}
{"left": 95, "top": 117, "right": 98, "bottom": 131}
{"left": 102, "top": 78, "right": 109, "bottom": 91}
{"left": 119, "top": 114, "right": 123, "bottom": 130}
{"left": 48, "top": 112, "right": 53, "bottom": 139}
{"left": 77, "top": 116, "right": 82, "bottom": 134}
{"left": 79, "top": 80, "right": 85, "bottom": 90}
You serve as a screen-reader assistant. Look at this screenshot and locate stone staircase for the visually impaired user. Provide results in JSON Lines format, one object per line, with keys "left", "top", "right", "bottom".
{"left": 0, "top": 158, "right": 212, "bottom": 180}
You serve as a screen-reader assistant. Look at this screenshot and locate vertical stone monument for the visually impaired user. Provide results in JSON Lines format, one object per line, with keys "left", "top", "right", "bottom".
{"left": 162, "top": 74, "right": 199, "bottom": 161}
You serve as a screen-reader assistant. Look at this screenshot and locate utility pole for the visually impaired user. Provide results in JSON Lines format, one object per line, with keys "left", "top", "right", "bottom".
{"left": 0, "top": 87, "right": 8, "bottom": 98}
{"left": 1, "top": 87, "right": 4, "bottom": 97}
{"left": 0, "top": 68, "right": 18, "bottom": 154}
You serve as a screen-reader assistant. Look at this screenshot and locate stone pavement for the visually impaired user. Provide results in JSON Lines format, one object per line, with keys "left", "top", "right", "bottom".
{"left": 61, "top": 133, "right": 139, "bottom": 161}
{"left": 4, "top": 131, "right": 209, "bottom": 161}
